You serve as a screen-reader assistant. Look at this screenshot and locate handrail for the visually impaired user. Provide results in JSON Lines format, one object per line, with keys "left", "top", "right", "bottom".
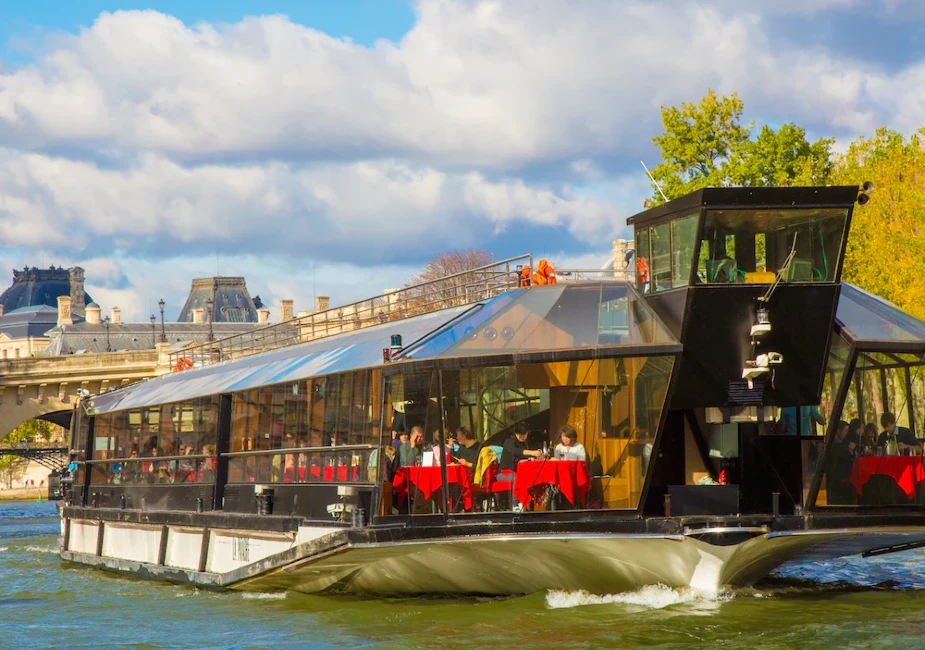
{"left": 169, "top": 254, "right": 533, "bottom": 370}
{"left": 87, "top": 454, "right": 212, "bottom": 464}
{"left": 222, "top": 444, "right": 374, "bottom": 457}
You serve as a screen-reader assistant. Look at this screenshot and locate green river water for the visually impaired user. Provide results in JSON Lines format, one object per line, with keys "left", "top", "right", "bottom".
{"left": 2, "top": 501, "right": 925, "bottom": 649}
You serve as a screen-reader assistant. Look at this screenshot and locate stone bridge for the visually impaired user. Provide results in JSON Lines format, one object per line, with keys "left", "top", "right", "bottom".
{"left": 0, "top": 347, "right": 170, "bottom": 437}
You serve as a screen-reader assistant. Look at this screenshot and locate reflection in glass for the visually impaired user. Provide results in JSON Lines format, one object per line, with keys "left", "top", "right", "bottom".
{"left": 697, "top": 207, "right": 849, "bottom": 284}
{"left": 650, "top": 222, "right": 672, "bottom": 291}
{"left": 671, "top": 214, "right": 699, "bottom": 288}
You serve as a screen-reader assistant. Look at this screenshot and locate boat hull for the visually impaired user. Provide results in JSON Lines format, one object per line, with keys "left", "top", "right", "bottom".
{"left": 58, "top": 512, "right": 925, "bottom": 596}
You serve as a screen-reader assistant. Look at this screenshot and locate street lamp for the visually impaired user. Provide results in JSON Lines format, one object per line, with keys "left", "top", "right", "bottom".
{"left": 103, "top": 315, "right": 111, "bottom": 353}
{"left": 205, "top": 298, "right": 215, "bottom": 342}
{"left": 157, "top": 299, "right": 167, "bottom": 343}
{"left": 150, "top": 314, "right": 156, "bottom": 347}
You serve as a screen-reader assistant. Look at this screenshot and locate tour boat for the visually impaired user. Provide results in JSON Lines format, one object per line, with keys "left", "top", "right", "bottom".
{"left": 58, "top": 184, "right": 925, "bottom": 596}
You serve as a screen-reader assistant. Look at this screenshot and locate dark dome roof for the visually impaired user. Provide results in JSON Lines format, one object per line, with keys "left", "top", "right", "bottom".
{"left": 0, "top": 266, "right": 93, "bottom": 312}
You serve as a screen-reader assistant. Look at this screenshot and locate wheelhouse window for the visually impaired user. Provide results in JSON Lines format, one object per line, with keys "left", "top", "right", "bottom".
{"left": 634, "top": 211, "right": 699, "bottom": 293}
{"left": 696, "top": 207, "right": 849, "bottom": 284}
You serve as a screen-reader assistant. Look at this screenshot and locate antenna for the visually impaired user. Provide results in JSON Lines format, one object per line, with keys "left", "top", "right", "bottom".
{"left": 760, "top": 232, "right": 799, "bottom": 305}
{"left": 640, "top": 161, "right": 669, "bottom": 203}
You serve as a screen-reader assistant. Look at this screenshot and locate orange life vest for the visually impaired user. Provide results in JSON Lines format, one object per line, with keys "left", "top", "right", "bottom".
{"left": 636, "top": 257, "right": 650, "bottom": 285}
{"left": 174, "top": 357, "right": 193, "bottom": 372}
{"left": 534, "top": 259, "right": 557, "bottom": 286}
{"left": 519, "top": 266, "right": 532, "bottom": 287}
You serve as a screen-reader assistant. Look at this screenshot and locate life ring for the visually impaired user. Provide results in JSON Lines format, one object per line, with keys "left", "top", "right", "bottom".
{"left": 174, "top": 357, "right": 193, "bottom": 372}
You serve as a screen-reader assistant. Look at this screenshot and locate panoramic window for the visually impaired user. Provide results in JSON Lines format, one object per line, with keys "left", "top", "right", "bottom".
{"left": 88, "top": 397, "right": 219, "bottom": 487}
{"left": 387, "top": 355, "right": 677, "bottom": 516}
{"left": 697, "top": 207, "right": 849, "bottom": 284}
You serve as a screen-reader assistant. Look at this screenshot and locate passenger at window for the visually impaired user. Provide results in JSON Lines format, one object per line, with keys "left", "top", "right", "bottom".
{"left": 500, "top": 423, "right": 543, "bottom": 473}
{"left": 777, "top": 406, "right": 826, "bottom": 435}
{"left": 454, "top": 428, "right": 481, "bottom": 468}
{"left": 554, "top": 425, "right": 587, "bottom": 461}
{"left": 877, "top": 412, "right": 920, "bottom": 455}
{"left": 826, "top": 420, "right": 857, "bottom": 504}
{"left": 863, "top": 422, "right": 879, "bottom": 453}
{"left": 399, "top": 426, "right": 425, "bottom": 466}
{"left": 852, "top": 419, "right": 874, "bottom": 454}
{"left": 394, "top": 430, "right": 409, "bottom": 455}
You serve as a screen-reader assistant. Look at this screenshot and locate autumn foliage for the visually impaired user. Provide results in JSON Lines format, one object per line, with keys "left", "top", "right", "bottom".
{"left": 650, "top": 91, "right": 925, "bottom": 318}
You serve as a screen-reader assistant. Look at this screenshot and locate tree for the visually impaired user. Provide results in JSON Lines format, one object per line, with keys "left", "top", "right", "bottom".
{"left": 403, "top": 249, "right": 498, "bottom": 312}
{"left": 648, "top": 90, "right": 834, "bottom": 204}
{"left": 832, "top": 128, "right": 925, "bottom": 318}
{"left": 0, "top": 456, "right": 28, "bottom": 490}
{"left": 408, "top": 250, "right": 496, "bottom": 286}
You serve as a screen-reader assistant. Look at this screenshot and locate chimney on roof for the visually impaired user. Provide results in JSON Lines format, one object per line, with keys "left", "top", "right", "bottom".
{"left": 192, "top": 308, "right": 205, "bottom": 324}
{"left": 85, "top": 304, "right": 101, "bottom": 325}
{"left": 257, "top": 307, "right": 270, "bottom": 325}
{"left": 280, "top": 299, "right": 293, "bottom": 322}
{"left": 111, "top": 307, "right": 121, "bottom": 324}
{"left": 315, "top": 296, "right": 330, "bottom": 312}
{"left": 69, "top": 267, "right": 86, "bottom": 313}
{"left": 57, "top": 296, "right": 73, "bottom": 328}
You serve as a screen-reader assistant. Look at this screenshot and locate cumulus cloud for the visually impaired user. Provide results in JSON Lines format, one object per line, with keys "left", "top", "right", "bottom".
{"left": 0, "top": 1, "right": 917, "bottom": 168}
{"left": 0, "top": 150, "right": 623, "bottom": 264}
{"left": 0, "top": 0, "right": 922, "bottom": 317}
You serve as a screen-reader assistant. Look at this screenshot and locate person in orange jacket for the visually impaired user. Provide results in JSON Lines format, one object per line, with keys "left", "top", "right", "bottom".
{"left": 636, "top": 256, "right": 650, "bottom": 293}
{"left": 519, "top": 265, "right": 532, "bottom": 287}
{"left": 533, "top": 258, "right": 557, "bottom": 285}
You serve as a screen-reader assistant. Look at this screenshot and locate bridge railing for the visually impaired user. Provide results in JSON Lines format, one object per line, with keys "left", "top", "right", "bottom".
{"left": 169, "top": 254, "right": 534, "bottom": 370}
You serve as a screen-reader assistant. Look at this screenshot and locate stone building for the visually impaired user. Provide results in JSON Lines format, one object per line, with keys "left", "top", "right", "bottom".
{"left": 177, "top": 277, "right": 264, "bottom": 323}
{"left": 0, "top": 266, "right": 92, "bottom": 358}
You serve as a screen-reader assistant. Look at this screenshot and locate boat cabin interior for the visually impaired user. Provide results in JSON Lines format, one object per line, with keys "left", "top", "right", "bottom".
{"left": 65, "top": 185, "right": 925, "bottom": 530}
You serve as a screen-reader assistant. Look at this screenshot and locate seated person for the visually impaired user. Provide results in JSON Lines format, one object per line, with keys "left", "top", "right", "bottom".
{"left": 499, "top": 423, "right": 543, "bottom": 475}
{"left": 399, "top": 426, "right": 425, "bottom": 466}
{"left": 877, "top": 412, "right": 921, "bottom": 455}
{"left": 454, "top": 428, "right": 481, "bottom": 468}
{"left": 826, "top": 420, "right": 857, "bottom": 504}
{"left": 554, "top": 425, "right": 587, "bottom": 461}
{"left": 862, "top": 422, "right": 879, "bottom": 452}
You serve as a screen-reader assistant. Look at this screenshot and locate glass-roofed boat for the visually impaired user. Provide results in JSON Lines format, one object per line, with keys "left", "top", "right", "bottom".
{"left": 58, "top": 183, "right": 925, "bottom": 596}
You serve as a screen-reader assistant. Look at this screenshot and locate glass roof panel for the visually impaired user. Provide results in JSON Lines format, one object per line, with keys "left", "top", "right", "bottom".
{"left": 518, "top": 285, "right": 602, "bottom": 351}
{"left": 439, "top": 283, "right": 679, "bottom": 357}
{"left": 837, "top": 283, "right": 925, "bottom": 343}
{"left": 444, "top": 286, "right": 565, "bottom": 355}
{"left": 600, "top": 284, "right": 677, "bottom": 345}
{"left": 400, "top": 290, "right": 524, "bottom": 360}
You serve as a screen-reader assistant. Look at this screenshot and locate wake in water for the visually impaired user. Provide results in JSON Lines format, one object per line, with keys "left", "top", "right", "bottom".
{"left": 545, "top": 584, "right": 732, "bottom": 611}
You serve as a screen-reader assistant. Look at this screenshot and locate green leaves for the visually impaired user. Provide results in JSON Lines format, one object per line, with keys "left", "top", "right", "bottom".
{"left": 648, "top": 89, "right": 832, "bottom": 205}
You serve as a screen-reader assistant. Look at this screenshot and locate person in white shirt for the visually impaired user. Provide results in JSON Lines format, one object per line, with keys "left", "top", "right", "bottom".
{"left": 554, "top": 425, "right": 587, "bottom": 461}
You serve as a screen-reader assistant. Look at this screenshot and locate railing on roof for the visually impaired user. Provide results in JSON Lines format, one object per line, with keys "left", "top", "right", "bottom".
{"left": 169, "top": 254, "right": 534, "bottom": 370}
{"left": 557, "top": 268, "right": 633, "bottom": 283}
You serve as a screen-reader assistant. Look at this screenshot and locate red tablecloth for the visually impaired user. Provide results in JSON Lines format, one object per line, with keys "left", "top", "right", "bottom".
{"left": 850, "top": 456, "right": 925, "bottom": 498}
{"left": 392, "top": 465, "right": 472, "bottom": 509}
{"left": 513, "top": 459, "right": 591, "bottom": 507}
{"left": 308, "top": 465, "right": 359, "bottom": 482}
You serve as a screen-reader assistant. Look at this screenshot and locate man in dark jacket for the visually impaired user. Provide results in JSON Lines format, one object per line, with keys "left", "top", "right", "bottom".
{"left": 878, "top": 412, "right": 921, "bottom": 454}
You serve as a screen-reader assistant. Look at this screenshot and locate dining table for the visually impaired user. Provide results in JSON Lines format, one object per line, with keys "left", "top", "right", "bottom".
{"left": 512, "top": 458, "right": 591, "bottom": 507}
{"left": 392, "top": 464, "right": 473, "bottom": 510}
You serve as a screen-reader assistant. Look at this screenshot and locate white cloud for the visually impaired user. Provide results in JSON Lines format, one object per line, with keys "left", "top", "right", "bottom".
{"left": 0, "top": 2, "right": 918, "bottom": 169}
{"left": 0, "top": 0, "right": 922, "bottom": 314}
{"left": 0, "top": 150, "right": 623, "bottom": 262}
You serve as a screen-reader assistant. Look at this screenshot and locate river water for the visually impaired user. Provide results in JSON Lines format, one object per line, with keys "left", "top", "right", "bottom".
{"left": 3, "top": 501, "right": 925, "bottom": 649}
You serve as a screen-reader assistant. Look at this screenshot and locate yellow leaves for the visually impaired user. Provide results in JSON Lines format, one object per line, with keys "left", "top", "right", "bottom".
{"left": 835, "top": 129, "right": 925, "bottom": 318}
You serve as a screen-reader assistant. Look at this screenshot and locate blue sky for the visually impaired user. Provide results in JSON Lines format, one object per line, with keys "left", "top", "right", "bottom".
{"left": 0, "top": 0, "right": 922, "bottom": 320}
